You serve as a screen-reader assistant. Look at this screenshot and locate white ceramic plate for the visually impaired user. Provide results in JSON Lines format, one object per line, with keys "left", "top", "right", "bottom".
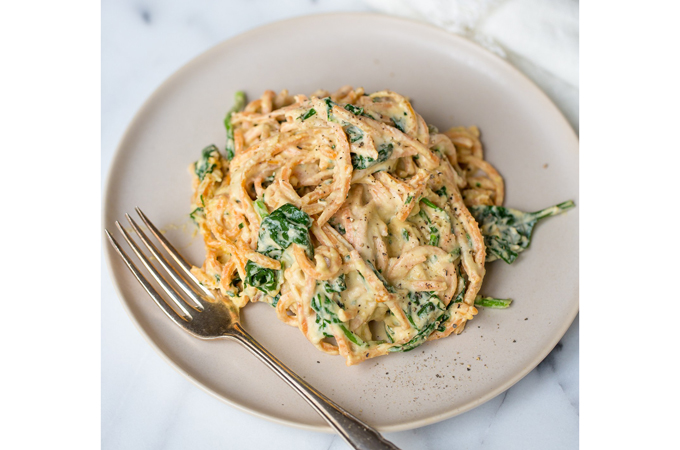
{"left": 104, "top": 13, "right": 578, "bottom": 432}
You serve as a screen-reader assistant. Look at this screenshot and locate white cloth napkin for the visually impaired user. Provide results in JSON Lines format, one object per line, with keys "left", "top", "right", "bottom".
{"left": 362, "top": 0, "right": 579, "bottom": 132}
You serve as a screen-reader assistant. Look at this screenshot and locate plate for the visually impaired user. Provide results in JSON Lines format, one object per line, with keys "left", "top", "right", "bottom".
{"left": 103, "top": 13, "right": 578, "bottom": 432}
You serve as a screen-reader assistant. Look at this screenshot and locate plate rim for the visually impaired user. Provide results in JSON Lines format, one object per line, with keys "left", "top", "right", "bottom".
{"left": 103, "top": 11, "right": 579, "bottom": 433}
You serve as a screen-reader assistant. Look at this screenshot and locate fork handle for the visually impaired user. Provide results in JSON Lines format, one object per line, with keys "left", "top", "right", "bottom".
{"left": 231, "top": 324, "right": 401, "bottom": 450}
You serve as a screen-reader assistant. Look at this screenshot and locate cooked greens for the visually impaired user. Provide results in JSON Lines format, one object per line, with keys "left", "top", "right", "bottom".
{"left": 391, "top": 116, "right": 406, "bottom": 133}
{"left": 408, "top": 291, "right": 445, "bottom": 325}
{"left": 344, "top": 104, "right": 364, "bottom": 116}
{"left": 474, "top": 296, "right": 513, "bottom": 309}
{"left": 420, "top": 198, "right": 444, "bottom": 212}
{"left": 351, "top": 142, "right": 393, "bottom": 170}
{"left": 312, "top": 284, "right": 366, "bottom": 345}
{"left": 344, "top": 125, "right": 363, "bottom": 143}
{"left": 389, "top": 291, "right": 448, "bottom": 352}
{"left": 224, "top": 91, "right": 246, "bottom": 160}
{"left": 189, "top": 206, "right": 205, "bottom": 224}
{"left": 244, "top": 260, "right": 280, "bottom": 293}
{"left": 324, "top": 97, "right": 336, "bottom": 120}
{"left": 365, "top": 260, "right": 396, "bottom": 294}
{"left": 344, "top": 103, "right": 375, "bottom": 119}
{"left": 257, "top": 203, "right": 314, "bottom": 259}
{"left": 244, "top": 204, "right": 313, "bottom": 293}
{"left": 469, "top": 200, "right": 575, "bottom": 264}
{"left": 418, "top": 208, "right": 440, "bottom": 247}
{"left": 331, "top": 221, "right": 346, "bottom": 235}
{"left": 253, "top": 196, "right": 269, "bottom": 219}
{"left": 194, "top": 145, "right": 219, "bottom": 181}
{"left": 323, "top": 273, "right": 347, "bottom": 293}
{"left": 299, "top": 108, "right": 317, "bottom": 121}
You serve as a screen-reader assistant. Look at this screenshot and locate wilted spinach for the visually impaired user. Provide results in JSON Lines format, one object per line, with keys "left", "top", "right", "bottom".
{"left": 474, "top": 296, "right": 512, "bottom": 308}
{"left": 389, "top": 291, "right": 447, "bottom": 353}
{"left": 344, "top": 125, "right": 363, "bottom": 143}
{"left": 391, "top": 116, "right": 406, "bottom": 133}
{"left": 299, "top": 108, "right": 316, "bottom": 121}
{"left": 418, "top": 208, "right": 440, "bottom": 247}
{"left": 244, "top": 204, "right": 313, "bottom": 293}
{"left": 469, "top": 200, "right": 575, "bottom": 264}
{"left": 351, "top": 142, "right": 393, "bottom": 170}
{"left": 311, "top": 287, "right": 365, "bottom": 346}
{"left": 322, "top": 273, "right": 346, "bottom": 293}
{"left": 224, "top": 91, "right": 246, "bottom": 160}
{"left": 194, "top": 145, "right": 219, "bottom": 181}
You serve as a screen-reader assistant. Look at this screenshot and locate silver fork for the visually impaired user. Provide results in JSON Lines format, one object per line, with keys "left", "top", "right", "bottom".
{"left": 105, "top": 208, "right": 400, "bottom": 450}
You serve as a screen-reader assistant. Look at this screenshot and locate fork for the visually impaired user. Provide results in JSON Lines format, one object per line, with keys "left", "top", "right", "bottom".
{"left": 105, "top": 208, "right": 401, "bottom": 450}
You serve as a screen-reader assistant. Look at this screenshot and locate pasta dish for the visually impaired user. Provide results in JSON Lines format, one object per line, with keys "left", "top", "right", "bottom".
{"left": 188, "top": 86, "right": 572, "bottom": 365}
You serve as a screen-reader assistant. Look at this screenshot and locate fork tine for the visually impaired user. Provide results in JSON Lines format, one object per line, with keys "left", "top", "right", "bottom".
{"left": 135, "top": 207, "right": 214, "bottom": 299}
{"left": 125, "top": 214, "right": 205, "bottom": 312}
{"left": 114, "top": 221, "right": 193, "bottom": 321}
{"left": 105, "top": 229, "right": 190, "bottom": 324}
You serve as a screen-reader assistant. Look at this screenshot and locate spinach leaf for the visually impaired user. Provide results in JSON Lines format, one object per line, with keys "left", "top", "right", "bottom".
{"left": 365, "top": 260, "right": 396, "bottom": 294}
{"left": 402, "top": 229, "right": 409, "bottom": 241}
{"left": 323, "top": 97, "right": 336, "bottom": 121}
{"left": 339, "top": 324, "right": 366, "bottom": 346}
{"left": 389, "top": 321, "right": 439, "bottom": 352}
{"left": 390, "top": 291, "right": 448, "bottom": 352}
{"left": 388, "top": 317, "right": 447, "bottom": 352}
{"left": 418, "top": 209, "right": 440, "bottom": 247}
{"left": 244, "top": 260, "right": 280, "bottom": 293}
{"left": 391, "top": 116, "right": 406, "bottom": 133}
{"left": 434, "top": 186, "right": 447, "bottom": 197}
{"left": 385, "top": 323, "right": 395, "bottom": 343}
{"left": 272, "top": 203, "right": 313, "bottom": 226}
{"left": 253, "top": 196, "right": 268, "bottom": 219}
{"left": 189, "top": 206, "right": 205, "bottom": 224}
{"left": 322, "top": 273, "right": 346, "bottom": 293}
{"left": 194, "top": 145, "right": 219, "bottom": 181}
{"left": 474, "top": 296, "right": 512, "bottom": 308}
{"left": 408, "top": 291, "right": 444, "bottom": 326}
{"left": 224, "top": 91, "right": 246, "bottom": 160}
{"left": 469, "top": 200, "right": 575, "bottom": 264}
{"left": 257, "top": 203, "right": 313, "bottom": 258}
{"left": 330, "top": 221, "right": 346, "bottom": 235}
{"left": 420, "top": 198, "right": 444, "bottom": 212}
{"left": 311, "top": 292, "right": 342, "bottom": 333}
{"left": 451, "top": 288, "right": 465, "bottom": 304}
{"left": 344, "top": 103, "right": 375, "bottom": 119}
{"left": 351, "top": 142, "right": 393, "bottom": 170}
{"left": 244, "top": 204, "right": 313, "bottom": 293}
{"left": 312, "top": 287, "right": 366, "bottom": 344}
{"left": 299, "top": 108, "right": 316, "bottom": 121}
{"left": 344, "top": 125, "right": 363, "bottom": 143}
{"left": 344, "top": 104, "right": 364, "bottom": 116}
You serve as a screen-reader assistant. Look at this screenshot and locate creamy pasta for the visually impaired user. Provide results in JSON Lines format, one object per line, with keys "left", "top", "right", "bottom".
{"left": 189, "top": 86, "right": 506, "bottom": 365}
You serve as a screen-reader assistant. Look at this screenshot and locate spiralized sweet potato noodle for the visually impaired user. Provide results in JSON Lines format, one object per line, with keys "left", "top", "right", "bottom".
{"left": 190, "top": 87, "right": 504, "bottom": 365}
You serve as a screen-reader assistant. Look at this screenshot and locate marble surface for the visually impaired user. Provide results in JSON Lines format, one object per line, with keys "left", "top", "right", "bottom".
{"left": 102, "top": 1, "right": 579, "bottom": 448}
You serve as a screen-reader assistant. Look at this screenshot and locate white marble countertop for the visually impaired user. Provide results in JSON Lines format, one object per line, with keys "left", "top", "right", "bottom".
{"left": 102, "top": 1, "right": 578, "bottom": 448}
